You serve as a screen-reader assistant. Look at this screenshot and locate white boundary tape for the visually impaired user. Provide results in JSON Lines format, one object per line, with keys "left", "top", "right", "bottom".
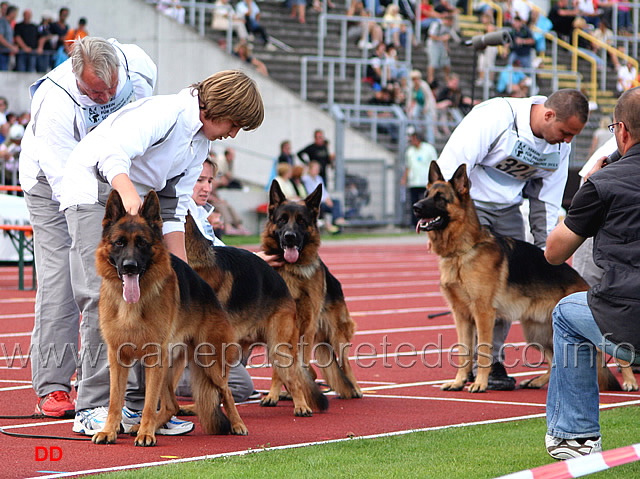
{"left": 496, "top": 443, "right": 640, "bottom": 479}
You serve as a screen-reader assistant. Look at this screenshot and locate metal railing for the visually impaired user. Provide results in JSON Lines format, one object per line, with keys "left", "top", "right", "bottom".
{"left": 316, "top": 13, "right": 413, "bottom": 78}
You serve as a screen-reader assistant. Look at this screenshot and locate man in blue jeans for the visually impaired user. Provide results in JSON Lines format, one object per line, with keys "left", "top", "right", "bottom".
{"left": 544, "top": 86, "right": 640, "bottom": 460}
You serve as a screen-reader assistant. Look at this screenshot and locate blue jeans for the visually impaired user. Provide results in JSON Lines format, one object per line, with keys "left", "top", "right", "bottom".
{"left": 546, "top": 292, "right": 637, "bottom": 439}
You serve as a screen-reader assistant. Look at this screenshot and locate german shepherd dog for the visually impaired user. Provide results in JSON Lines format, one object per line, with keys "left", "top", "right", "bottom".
{"left": 413, "top": 162, "right": 621, "bottom": 393}
{"left": 260, "top": 180, "right": 363, "bottom": 399}
{"left": 183, "top": 214, "right": 329, "bottom": 416}
{"left": 93, "top": 190, "right": 247, "bottom": 446}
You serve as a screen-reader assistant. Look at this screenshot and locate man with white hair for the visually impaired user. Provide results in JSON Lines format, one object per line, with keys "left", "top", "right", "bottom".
{"left": 19, "top": 37, "right": 159, "bottom": 423}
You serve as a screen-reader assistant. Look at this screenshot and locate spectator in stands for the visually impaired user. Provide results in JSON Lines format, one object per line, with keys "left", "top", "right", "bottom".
{"left": 0, "top": 5, "right": 18, "bottom": 71}
{"left": 426, "top": 13, "right": 458, "bottom": 87}
{"left": 435, "top": 73, "right": 474, "bottom": 135}
{"left": 587, "top": 116, "right": 612, "bottom": 158}
{"left": 365, "top": 41, "right": 388, "bottom": 91}
{"left": 385, "top": 43, "right": 409, "bottom": 86}
{"left": 274, "top": 162, "right": 299, "bottom": 199}
{"left": 406, "top": 69, "right": 436, "bottom": 123}
{"left": 367, "top": 84, "right": 399, "bottom": 143}
{"left": 475, "top": 10, "right": 499, "bottom": 87}
{"left": 63, "top": 17, "right": 89, "bottom": 55}
{"left": 50, "top": 7, "right": 69, "bottom": 52}
{"left": 290, "top": 164, "right": 308, "bottom": 198}
{"left": 216, "top": 147, "right": 243, "bottom": 189}
{"left": 506, "top": 15, "right": 535, "bottom": 70}
{"left": 382, "top": 4, "right": 406, "bottom": 49}
{"left": 401, "top": 127, "right": 437, "bottom": 227}
{"left": 496, "top": 59, "right": 530, "bottom": 97}
{"left": 529, "top": 8, "right": 553, "bottom": 58}
{"left": 209, "top": 151, "right": 252, "bottom": 236}
{"left": 212, "top": 0, "right": 249, "bottom": 42}
{"left": 0, "top": 96, "right": 10, "bottom": 143}
{"left": 547, "top": 0, "right": 577, "bottom": 41}
{"left": 418, "top": 0, "right": 442, "bottom": 40}
{"left": 0, "top": 122, "right": 22, "bottom": 183}
{"left": 36, "top": 10, "right": 55, "bottom": 72}
{"left": 302, "top": 160, "right": 345, "bottom": 234}
{"left": 576, "top": 0, "right": 599, "bottom": 28}
{"left": 233, "top": 41, "right": 269, "bottom": 76}
{"left": 297, "top": 129, "right": 335, "bottom": 185}
{"left": 591, "top": 19, "right": 619, "bottom": 71}
{"left": 236, "top": 0, "right": 277, "bottom": 51}
{"left": 14, "top": 8, "right": 38, "bottom": 72}
{"left": 157, "top": 0, "right": 186, "bottom": 24}
{"left": 617, "top": 58, "right": 638, "bottom": 94}
{"left": 346, "top": 0, "right": 383, "bottom": 50}
{"left": 278, "top": 139, "right": 295, "bottom": 165}
{"left": 290, "top": 0, "right": 307, "bottom": 24}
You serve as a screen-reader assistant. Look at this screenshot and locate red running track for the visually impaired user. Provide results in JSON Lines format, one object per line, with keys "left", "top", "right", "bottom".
{"left": 0, "top": 238, "right": 638, "bottom": 478}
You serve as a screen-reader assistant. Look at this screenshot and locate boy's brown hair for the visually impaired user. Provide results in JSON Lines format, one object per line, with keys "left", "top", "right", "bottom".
{"left": 192, "top": 70, "right": 264, "bottom": 131}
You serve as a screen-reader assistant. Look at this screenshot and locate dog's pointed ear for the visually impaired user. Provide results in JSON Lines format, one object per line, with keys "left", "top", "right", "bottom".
{"left": 140, "top": 191, "right": 163, "bottom": 237}
{"left": 428, "top": 161, "right": 445, "bottom": 186}
{"left": 305, "top": 184, "right": 323, "bottom": 219}
{"left": 102, "top": 190, "right": 127, "bottom": 234}
{"left": 268, "top": 180, "right": 286, "bottom": 218}
{"left": 450, "top": 164, "right": 470, "bottom": 197}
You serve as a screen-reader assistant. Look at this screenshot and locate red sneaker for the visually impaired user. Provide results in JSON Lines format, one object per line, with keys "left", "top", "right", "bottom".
{"left": 35, "top": 391, "right": 75, "bottom": 418}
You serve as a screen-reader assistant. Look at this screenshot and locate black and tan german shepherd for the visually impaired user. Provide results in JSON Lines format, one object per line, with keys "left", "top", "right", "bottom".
{"left": 260, "top": 180, "right": 363, "bottom": 399}
{"left": 413, "top": 162, "right": 621, "bottom": 393}
{"left": 93, "top": 190, "right": 247, "bottom": 446}
{"left": 183, "top": 213, "right": 329, "bottom": 416}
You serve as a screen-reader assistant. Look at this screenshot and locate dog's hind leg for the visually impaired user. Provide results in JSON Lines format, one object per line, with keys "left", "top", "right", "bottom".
{"left": 314, "top": 320, "right": 362, "bottom": 399}
{"left": 618, "top": 359, "right": 639, "bottom": 391}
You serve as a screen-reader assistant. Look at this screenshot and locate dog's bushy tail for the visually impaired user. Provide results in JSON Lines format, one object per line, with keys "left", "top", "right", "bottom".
{"left": 300, "top": 366, "right": 329, "bottom": 412}
{"left": 314, "top": 345, "right": 360, "bottom": 399}
{"left": 191, "top": 365, "right": 231, "bottom": 434}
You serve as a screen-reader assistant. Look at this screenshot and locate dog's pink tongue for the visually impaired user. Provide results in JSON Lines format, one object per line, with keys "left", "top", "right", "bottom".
{"left": 122, "top": 274, "right": 140, "bottom": 304}
{"left": 284, "top": 247, "right": 299, "bottom": 263}
{"left": 416, "top": 222, "right": 421, "bottom": 234}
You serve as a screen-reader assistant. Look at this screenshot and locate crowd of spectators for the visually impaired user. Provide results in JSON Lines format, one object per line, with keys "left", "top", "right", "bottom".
{"left": 0, "top": 4, "right": 90, "bottom": 73}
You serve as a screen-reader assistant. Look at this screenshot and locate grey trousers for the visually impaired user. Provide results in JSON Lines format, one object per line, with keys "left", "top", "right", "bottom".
{"left": 25, "top": 172, "right": 79, "bottom": 397}
{"left": 65, "top": 194, "right": 145, "bottom": 411}
{"left": 475, "top": 203, "right": 526, "bottom": 363}
{"left": 175, "top": 363, "right": 254, "bottom": 403}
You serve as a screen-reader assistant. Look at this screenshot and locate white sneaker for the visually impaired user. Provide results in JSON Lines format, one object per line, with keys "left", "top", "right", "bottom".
{"left": 545, "top": 434, "right": 602, "bottom": 460}
{"left": 121, "top": 406, "right": 194, "bottom": 436}
{"left": 72, "top": 406, "right": 109, "bottom": 436}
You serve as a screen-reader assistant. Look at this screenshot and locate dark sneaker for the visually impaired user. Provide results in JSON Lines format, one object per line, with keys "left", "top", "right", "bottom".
{"left": 35, "top": 391, "right": 75, "bottom": 418}
{"left": 247, "top": 390, "right": 262, "bottom": 401}
{"left": 487, "top": 362, "right": 516, "bottom": 391}
{"left": 545, "top": 434, "right": 602, "bottom": 460}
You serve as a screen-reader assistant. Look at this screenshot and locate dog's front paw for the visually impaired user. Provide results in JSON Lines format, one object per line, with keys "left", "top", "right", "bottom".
{"left": 92, "top": 430, "right": 117, "bottom": 444}
{"left": 134, "top": 432, "right": 157, "bottom": 447}
{"left": 467, "top": 381, "right": 487, "bottom": 393}
{"left": 623, "top": 380, "right": 639, "bottom": 391}
{"left": 441, "top": 381, "right": 465, "bottom": 391}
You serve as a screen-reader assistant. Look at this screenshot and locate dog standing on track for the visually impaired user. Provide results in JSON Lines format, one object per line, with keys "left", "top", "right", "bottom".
{"left": 413, "top": 162, "right": 621, "bottom": 393}
{"left": 94, "top": 191, "right": 247, "bottom": 446}
{"left": 261, "top": 180, "right": 363, "bottom": 399}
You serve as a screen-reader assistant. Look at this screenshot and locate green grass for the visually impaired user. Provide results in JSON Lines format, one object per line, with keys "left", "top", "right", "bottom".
{"left": 95, "top": 407, "right": 640, "bottom": 478}
{"left": 223, "top": 230, "right": 415, "bottom": 247}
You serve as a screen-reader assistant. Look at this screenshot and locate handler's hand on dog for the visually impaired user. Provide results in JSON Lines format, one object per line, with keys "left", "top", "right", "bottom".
{"left": 583, "top": 155, "right": 608, "bottom": 181}
{"left": 255, "top": 251, "right": 284, "bottom": 268}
